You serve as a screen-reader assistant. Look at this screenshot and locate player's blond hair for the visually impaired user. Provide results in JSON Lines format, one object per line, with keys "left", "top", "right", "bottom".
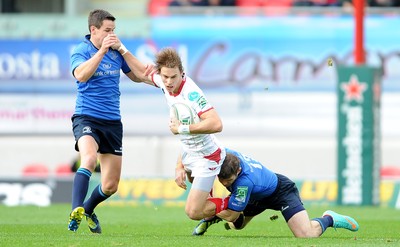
{"left": 155, "top": 47, "right": 184, "bottom": 73}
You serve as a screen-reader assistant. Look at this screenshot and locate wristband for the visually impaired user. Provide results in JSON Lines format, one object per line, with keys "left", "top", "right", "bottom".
{"left": 178, "top": 125, "right": 190, "bottom": 134}
{"left": 118, "top": 43, "right": 128, "bottom": 56}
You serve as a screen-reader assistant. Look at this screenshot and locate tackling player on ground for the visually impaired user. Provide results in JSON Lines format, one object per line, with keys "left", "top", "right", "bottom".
{"left": 192, "top": 148, "right": 360, "bottom": 237}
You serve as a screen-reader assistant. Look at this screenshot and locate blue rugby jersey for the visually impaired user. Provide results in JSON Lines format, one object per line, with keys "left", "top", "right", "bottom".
{"left": 225, "top": 148, "right": 278, "bottom": 212}
{"left": 70, "top": 35, "right": 131, "bottom": 120}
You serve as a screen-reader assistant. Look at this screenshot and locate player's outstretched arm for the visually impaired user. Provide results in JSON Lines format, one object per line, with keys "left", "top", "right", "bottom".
{"left": 125, "top": 63, "right": 155, "bottom": 85}
{"left": 112, "top": 39, "right": 154, "bottom": 84}
{"left": 217, "top": 209, "right": 241, "bottom": 222}
{"left": 123, "top": 53, "right": 154, "bottom": 84}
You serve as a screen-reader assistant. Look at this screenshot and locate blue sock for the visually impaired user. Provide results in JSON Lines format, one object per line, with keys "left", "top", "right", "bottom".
{"left": 312, "top": 215, "right": 333, "bottom": 233}
{"left": 71, "top": 168, "right": 92, "bottom": 209}
{"left": 83, "top": 184, "right": 109, "bottom": 215}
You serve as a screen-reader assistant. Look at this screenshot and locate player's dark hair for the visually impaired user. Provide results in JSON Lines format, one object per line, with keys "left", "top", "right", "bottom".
{"left": 218, "top": 153, "right": 240, "bottom": 180}
{"left": 155, "top": 47, "right": 184, "bottom": 73}
{"left": 88, "top": 9, "right": 115, "bottom": 32}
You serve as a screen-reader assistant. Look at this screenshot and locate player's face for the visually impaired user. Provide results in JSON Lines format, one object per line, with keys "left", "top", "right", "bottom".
{"left": 219, "top": 174, "right": 237, "bottom": 188}
{"left": 160, "top": 67, "right": 183, "bottom": 94}
{"left": 219, "top": 167, "right": 241, "bottom": 188}
{"left": 91, "top": 20, "right": 116, "bottom": 48}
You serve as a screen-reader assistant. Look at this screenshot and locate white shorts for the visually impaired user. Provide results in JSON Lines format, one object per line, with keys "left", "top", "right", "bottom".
{"left": 182, "top": 147, "right": 226, "bottom": 178}
{"left": 191, "top": 176, "right": 216, "bottom": 192}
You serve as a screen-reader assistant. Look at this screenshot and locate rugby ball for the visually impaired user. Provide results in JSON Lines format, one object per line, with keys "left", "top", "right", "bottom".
{"left": 170, "top": 102, "right": 200, "bottom": 125}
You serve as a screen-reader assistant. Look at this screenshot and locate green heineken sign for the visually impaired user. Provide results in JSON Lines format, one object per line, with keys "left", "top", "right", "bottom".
{"left": 337, "top": 66, "right": 381, "bottom": 206}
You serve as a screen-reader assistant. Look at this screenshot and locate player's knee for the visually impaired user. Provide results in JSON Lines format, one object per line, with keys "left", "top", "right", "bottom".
{"left": 185, "top": 207, "right": 203, "bottom": 220}
{"left": 80, "top": 155, "right": 98, "bottom": 172}
{"left": 101, "top": 187, "right": 117, "bottom": 196}
{"left": 293, "top": 228, "right": 317, "bottom": 238}
{"left": 101, "top": 182, "right": 118, "bottom": 195}
{"left": 293, "top": 232, "right": 307, "bottom": 238}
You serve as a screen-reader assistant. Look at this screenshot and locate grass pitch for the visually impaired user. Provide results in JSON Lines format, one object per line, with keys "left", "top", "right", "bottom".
{"left": 0, "top": 204, "right": 398, "bottom": 246}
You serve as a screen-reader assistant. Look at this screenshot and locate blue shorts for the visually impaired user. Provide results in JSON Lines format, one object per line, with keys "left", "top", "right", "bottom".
{"left": 72, "top": 114, "right": 123, "bottom": 156}
{"left": 243, "top": 174, "right": 305, "bottom": 222}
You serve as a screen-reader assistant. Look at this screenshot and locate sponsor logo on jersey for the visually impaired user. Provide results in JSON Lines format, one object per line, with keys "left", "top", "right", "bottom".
{"left": 188, "top": 91, "right": 200, "bottom": 101}
{"left": 235, "top": 186, "right": 248, "bottom": 203}
{"left": 102, "top": 63, "right": 112, "bottom": 69}
{"left": 82, "top": 126, "right": 92, "bottom": 134}
{"left": 196, "top": 96, "right": 208, "bottom": 109}
{"left": 111, "top": 50, "right": 119, "bottom": 60}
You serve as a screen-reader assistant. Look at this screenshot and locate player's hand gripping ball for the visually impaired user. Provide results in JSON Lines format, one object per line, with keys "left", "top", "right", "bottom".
{"left": 169, "top": 102, "right": 200, "bottom": 125}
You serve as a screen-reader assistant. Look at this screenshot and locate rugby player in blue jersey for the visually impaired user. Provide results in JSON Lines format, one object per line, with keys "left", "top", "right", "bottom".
{"left": 193, "top": 148, "right": 359, "bottom": 237}
{"left": 68, "top": 9, "right": 153, "bottom": 233}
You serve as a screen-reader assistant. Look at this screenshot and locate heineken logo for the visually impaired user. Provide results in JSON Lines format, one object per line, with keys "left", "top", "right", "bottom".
{"left": 340, "top": 75, "right": 368, "bottom": 103}
{"left": 341, "top": 105, "right": 362, "bottom": 204}
{"left": 339, "top": 74, "right": 367, "bottom": 205}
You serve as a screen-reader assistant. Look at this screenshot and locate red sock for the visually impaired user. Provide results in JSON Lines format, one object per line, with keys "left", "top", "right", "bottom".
{"left": 222, "top": 196, "right": 229, "bottom": 211}
{"left": 207, "top": 196, "right": 230, "bottom": 214}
